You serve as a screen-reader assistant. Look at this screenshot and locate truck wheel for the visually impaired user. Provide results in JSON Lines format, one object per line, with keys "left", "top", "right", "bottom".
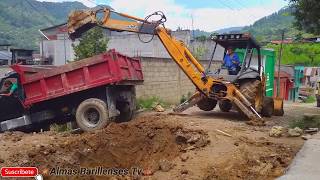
{"left": 261, "top": 97, "right": 274, "bottom": 117}
{"left": 76, "top": 98, "right": 109, "bottom": 132}
{"left": 219, "top": 100, "right": 232, "bottom": 112}
{"left": 197, "top": 98, "right": 217, "bottom": 111}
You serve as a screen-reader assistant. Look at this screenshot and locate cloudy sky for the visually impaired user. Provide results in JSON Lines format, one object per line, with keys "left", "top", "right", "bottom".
{"left": 37, "top": 0, "right": 288, "bottom": 31}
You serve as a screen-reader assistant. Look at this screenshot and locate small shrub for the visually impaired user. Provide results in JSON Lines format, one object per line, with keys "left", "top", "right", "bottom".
{"left": 50, "top": 123, "right": 71, "bottom": 132}
{"left": 305, "top": 96, "right": 316, "bottom": 103}
{"left": 180, "top": 92, "right": 193, "bottom": 104}
{"left": 137, "top": 96, "right": 167, "bottom": 109}
{"left": 289, "top": 115, "right": 320, "bottom": 130}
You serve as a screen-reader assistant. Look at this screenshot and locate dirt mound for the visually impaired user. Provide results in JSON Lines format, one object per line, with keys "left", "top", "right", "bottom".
{"left": 203, "top": 136, "right": 298, "bottom": 180}
{"left": 5, "top": 114, "right": 209, "bottom": 179}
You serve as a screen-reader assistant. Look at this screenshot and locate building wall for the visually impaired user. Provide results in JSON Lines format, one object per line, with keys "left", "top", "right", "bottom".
{"left": 136, "top": 57, "right": 222, "bottom": 103}
{"left": 40, "top": 35, "right": 76, "bottom": 66}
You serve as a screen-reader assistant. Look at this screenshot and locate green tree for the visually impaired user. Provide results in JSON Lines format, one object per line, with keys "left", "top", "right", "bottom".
{"left": 73, "top": 27, "right": 108, "bottom": 60}
{"left": 289, "top": 0, "right": 320, "bottom": 34}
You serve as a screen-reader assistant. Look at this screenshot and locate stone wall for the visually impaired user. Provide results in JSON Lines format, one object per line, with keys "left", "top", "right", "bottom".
{"left": 136, "top": 57, "right": 222, "bottom": 103}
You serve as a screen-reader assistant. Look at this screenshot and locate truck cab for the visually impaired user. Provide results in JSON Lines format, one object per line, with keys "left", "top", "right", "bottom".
{"left": 0, "top": 72, "right": 25, "bottom": 122}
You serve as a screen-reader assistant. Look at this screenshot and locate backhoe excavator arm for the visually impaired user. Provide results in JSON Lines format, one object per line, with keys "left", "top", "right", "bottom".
{"left": 68, "top": 8, "right": 213, "bottom": 96}
{"left": 67, "top": 8, "right": 263, "bottom": 122}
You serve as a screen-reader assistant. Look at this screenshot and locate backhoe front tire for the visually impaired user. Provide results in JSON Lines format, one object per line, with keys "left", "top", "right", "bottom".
{"left": 197, "top": 98, "right": 217, "bottom": 111}
{"left": 76, "top": 98, "right": 110, "bottom": 132}
{"left": 219, "top": 100, "right": 232, "bottom": 112}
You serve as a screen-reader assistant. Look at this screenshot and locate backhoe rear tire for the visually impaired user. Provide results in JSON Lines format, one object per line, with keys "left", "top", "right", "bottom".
{"left": 76, "top": 98, "right": 110, "bottom": 132}
{"left": 219, "top": 100, "right": 232, "bottom": 112}
{"left": 261, "top": 97, "right": 274, "bottom": 117}
{"left": 197, "top": 98, "right": 217, "bottom": 111}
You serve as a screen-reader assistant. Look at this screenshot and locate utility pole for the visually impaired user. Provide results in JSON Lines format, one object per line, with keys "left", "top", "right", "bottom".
{"left": 277, "top": 30, "right": 285, "bottom": 97}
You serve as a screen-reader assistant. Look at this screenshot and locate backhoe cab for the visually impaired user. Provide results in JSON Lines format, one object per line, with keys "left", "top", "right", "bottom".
{"left": 189, "top": 33, "right": 281, "bottom": 119}
{"left": 208, "top": 33, "right": 261, "bottom": 82}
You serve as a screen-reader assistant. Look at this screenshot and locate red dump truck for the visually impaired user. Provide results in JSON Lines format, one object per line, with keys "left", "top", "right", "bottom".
{"left": 0, "top": 50, "right": 143, "bottom": 132}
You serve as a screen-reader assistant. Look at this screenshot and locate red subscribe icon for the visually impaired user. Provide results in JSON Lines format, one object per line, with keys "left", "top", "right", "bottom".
{"left": 1, "top": 167, "right": 38, "bottom": 177}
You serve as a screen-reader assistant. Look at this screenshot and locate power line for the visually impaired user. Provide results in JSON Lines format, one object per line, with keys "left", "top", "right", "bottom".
{"left": 230, "top": 0, "right": 261, "bottom": 20}
{"left": 83, "top": 0, "right": 106, "bottom": 9}
{"left": 216, "top": 0, "right": 257, "bottom": 25}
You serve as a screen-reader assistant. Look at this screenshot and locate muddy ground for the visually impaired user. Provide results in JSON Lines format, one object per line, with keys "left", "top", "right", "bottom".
{"left": 0, "top": 102, "right": 318, "bottom": 180}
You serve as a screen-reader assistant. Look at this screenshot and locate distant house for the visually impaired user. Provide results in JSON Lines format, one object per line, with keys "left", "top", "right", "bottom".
{"left": 0, "top": 51, "right": 11, "bottom": 65}
{"left": 303, "top": 67, "right": 320, "bottom": 87}
{"left": 302, "top": 37, "right": 320, "bottom": 43}
{"left": 10, "top": 49, "right": 34, "bottom": 65}
{"left": 270, "top": 38, "right": 293, "bottom": 45}
{"left": 274, "top": 70, "right": 294, "bottom": 100}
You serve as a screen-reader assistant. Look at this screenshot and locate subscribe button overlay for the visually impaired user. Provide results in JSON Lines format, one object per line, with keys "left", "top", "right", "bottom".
{"left": 1, "top": 167, "right": 38, "bottom": 177}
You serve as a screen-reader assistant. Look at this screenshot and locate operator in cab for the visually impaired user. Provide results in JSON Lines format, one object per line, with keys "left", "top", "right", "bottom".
{"left": 0, "top": 80, "right": 18, "bottom": 97}
{"left": 223, "top": 46, "right": 241, "bottom": 75}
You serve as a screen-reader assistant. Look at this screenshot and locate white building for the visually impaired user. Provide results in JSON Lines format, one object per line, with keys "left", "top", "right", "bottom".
{"left": 39, "top": 23, "right": 224, "bottom": 65}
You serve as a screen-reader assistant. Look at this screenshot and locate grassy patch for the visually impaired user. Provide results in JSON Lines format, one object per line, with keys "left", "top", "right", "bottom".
{"left": 180, "top": 92, "right": 193, "bottom": 104}
{"left": 137, "top": 96, "right": 168, "bottom": 109}
{"left": 305, "top": 96, "right": 316, "bottom": 103}
{"left": 289, "top": 115, "right": 320, "bottom": 130}
{"left": 50, "top": 123, "right": 72, "bottom": 132}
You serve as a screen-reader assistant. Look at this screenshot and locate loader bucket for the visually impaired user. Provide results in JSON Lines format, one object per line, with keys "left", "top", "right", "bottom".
{"left": 273, "top": 97, "right": 284, "bottom": 116}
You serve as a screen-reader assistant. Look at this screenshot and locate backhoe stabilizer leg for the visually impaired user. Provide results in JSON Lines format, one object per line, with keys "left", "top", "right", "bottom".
{"left": 173, "top": 92, "right": 202, "bottom": 113}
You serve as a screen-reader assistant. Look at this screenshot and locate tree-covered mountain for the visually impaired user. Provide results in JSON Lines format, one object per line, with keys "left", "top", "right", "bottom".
{"left": 0, "top": 0, "right": 87, "bottom": 50}
{"left": 242, "top": 7, "right": 312, "bottom": 43}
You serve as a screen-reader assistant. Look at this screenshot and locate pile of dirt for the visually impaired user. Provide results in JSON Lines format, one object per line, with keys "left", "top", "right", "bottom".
{"left": 4, "top": 114, "right": 209, "bottom": 179}
{"left": 203, "top": 136, "right": 299, "bottom": 180}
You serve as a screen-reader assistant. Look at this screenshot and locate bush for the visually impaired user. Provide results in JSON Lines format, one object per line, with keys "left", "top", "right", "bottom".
{"left": 50, "top": 123, "right": 71, "bottom": 132}
{"left": 305, "top": 96, "right": 316, "bottom": 103}
{"left": 290, "top": 115, "right": 320, "bottom": 129}
{"left": 137, "top": 96, "right": 167, "bottom": 109}
{"left": 180, "top": 92, "right": 193, "bottom": 104}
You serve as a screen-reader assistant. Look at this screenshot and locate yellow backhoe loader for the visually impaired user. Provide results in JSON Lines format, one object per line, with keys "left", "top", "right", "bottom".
{"left": 67, "top": 8, "right": 284, "bottom": 125}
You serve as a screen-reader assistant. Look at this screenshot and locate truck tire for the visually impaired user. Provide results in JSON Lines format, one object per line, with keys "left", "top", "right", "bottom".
{"left": 261, "top": 97, "right": 274, "bottom": 117}
{"left": 76, "top": 98, "right": 109, "bottom": 132}
{"left": 219, "top": 100, "right": 232, "bottom": 112}
{"left": 197, "top": 98, "right": 217, "bottom": 111}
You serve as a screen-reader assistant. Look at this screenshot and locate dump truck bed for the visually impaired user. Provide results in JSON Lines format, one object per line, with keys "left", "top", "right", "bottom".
{"left": 11, "top": 50, "right": 143, "bottom": 106}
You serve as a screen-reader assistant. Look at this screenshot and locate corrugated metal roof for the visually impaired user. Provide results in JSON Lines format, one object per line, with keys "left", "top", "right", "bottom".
{"left": 0, "top": 51, "right": 11, "bottom": 60}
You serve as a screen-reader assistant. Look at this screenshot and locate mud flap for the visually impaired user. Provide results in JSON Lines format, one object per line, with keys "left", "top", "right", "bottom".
{"left": 106, "top": 87, "right": 120, "bottom": 118}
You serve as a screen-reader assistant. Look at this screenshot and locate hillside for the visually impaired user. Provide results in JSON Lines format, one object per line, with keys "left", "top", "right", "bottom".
{"left": 0, "top": 0, "right": 87, "bottom": 50}
{"left": 243, "top": 7, "right": 302, "bottom": 43}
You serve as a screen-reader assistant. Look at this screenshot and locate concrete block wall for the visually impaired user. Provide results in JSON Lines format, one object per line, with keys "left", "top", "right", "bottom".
{"left": 136, "top": 57, "right": 222, "bottom": 103}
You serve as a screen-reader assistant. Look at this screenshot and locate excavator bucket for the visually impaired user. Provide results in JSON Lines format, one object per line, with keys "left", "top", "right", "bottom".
{"left": 273, "top": 97, "right": 284, "bottom": 116}
{"left": 68, "top": 10, "right": 98, "bottom": 40}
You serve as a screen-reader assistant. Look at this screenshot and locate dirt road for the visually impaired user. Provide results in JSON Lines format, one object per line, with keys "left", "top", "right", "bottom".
{"left": 0, "top": 102, "right": 318, "bottom": 179}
